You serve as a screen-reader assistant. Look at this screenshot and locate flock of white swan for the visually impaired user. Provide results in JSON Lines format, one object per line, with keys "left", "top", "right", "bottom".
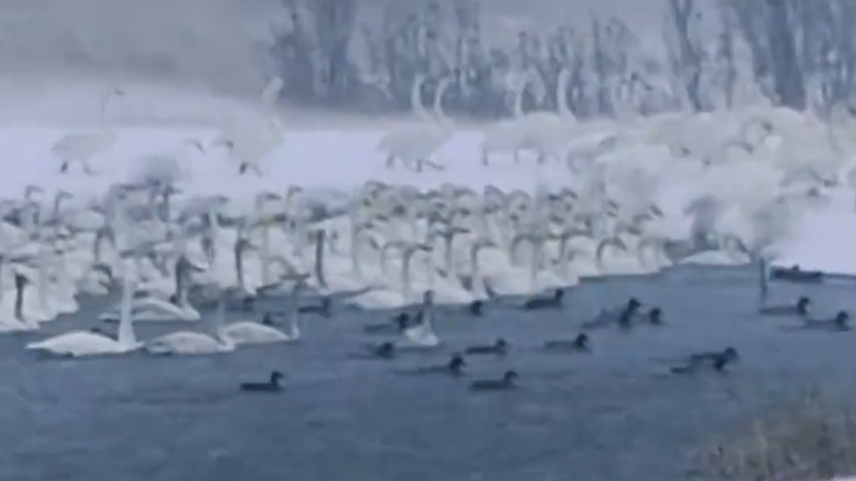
{"left": 9, "top": 71, "right": 856, "bottom": 361}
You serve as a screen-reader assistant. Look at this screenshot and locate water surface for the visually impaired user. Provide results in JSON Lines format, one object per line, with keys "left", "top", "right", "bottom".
{"left": 2, "top": 265, "right": 853, "bottom": 481}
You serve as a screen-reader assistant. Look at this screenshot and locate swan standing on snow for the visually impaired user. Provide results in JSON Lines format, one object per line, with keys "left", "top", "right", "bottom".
{"left": 377, "top": 75, "right": 454, "bottom": 172}
{"left": 480, "top": 70, "right": 536, "bottom": 165}
{"left": 212, "top": 78, "right": 286, "bottom": 176}
{"left": 480, "top": 67, "right": 574, "bottom": 165}
{"left": 143, "top": 288, "right": 236, "bottom": 356}
{"left": 25, "top": 261, "right": 139, "bottom": 357}
{"left": 52, "top": 87, "right": 124, "bottom": 175}
{"left": 220, "top": 274, "right": 308, "bottom": 345}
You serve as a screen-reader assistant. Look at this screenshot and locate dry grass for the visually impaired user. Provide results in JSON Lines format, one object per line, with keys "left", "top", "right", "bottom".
{"left": 687, "top": 386, "right": 856, "bottom": 481}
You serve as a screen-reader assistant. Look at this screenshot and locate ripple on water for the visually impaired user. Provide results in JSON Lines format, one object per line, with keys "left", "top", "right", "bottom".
{"left": 1, "top": 265, "right": 855, "bottom": 481}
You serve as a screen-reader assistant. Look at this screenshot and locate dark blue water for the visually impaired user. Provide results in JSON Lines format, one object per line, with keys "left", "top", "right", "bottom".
{"left": 2, "top": 265, "right": 854, "bottom": 481}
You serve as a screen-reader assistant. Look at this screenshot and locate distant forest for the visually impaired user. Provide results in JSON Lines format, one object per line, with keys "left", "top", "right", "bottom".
{"left": 267, "top": 0, "right": 856, "bottom": 119}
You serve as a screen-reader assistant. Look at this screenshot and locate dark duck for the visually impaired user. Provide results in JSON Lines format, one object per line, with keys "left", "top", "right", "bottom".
{"left": 769, "top": 265, "right": 823, "bottom": 283}
{"left": 240, "top": 371, "right": 285, "bottom": 393}
{"left": 371, "top": 341, "right": 396, "bottom": 359}
{"left": 523, "top": 289, "right": 564, "bottom": 310}
{"left": 802, "top": 311, "right": 850, "bottom": 331}
{"left": 759, "top": 296, "right": 811, "bottom": 317}
{"left": 543, "top": 333, "right": 591, "bottom": 352}
{"left": 465, "top": 337, "right": 509, "bottom": 356}
{"left": 407, "top": 354, "right": 467, "bottom": 376}
{"left": 671, "top": 347, "right": 739, "bottom": 375}
{"left": 363, "top": 312, "right": 412, "bottom": 334}
{"left": 469, "top": 370, "right": 519, "bottom": 391}
{"left": 581, "top": 298, "right": 644, "bottom": 330}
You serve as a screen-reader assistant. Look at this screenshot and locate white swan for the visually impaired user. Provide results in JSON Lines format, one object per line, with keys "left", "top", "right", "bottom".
{"left": 220, "top": 275, "right": 307, "bottom": 345}
{"left": 480, "top": 71, "right": 533, "bottom": 165}
{"left": 377, "top": 74, "right": 452, "bottom": 171}
{"left": 212, "top": 78, "right": 285, "bottom": 176}
{"left": 25, "top": 261, "right": 140, "bottom": 357}
{"left": 143, "top": 291, "right": 235, "bottom": 356}
{"left": 401, "top": 290, "right": 441, "bottom": 347}
{"left": 517, "top": 67, "right": 575, "bottom": 163}
{"left": 52, "top": 87, "right": 124, "bottom": 175}
{"left": 100, "top": 254, "right": 201, "bottom": 322}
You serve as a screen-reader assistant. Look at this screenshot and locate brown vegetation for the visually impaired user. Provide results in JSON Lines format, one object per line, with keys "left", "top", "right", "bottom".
{"left": 688, "top": 386, "right": 856, "bottom": 481}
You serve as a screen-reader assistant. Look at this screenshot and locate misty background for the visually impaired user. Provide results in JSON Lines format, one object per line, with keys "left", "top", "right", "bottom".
{"left": 0, "top": 0, "right": 849, "bottom": 127}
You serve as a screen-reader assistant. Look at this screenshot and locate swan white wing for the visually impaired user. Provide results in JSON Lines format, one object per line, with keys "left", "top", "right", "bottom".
{"left": 100, "top": 297, "right": 200, "bottom": 322}
{"left": 402, "top": 322, "right": 440, "bottom": 347}
{"left": 220, "top": 322, "right": 293, "bottom": 345}
{"left": 25, "top": 331, "right": 130, "bottom": 357}
{"left": 144, "top": 331, "right": 232, "bottom": 355}
{"left": 51, "top": 131, "right": 117, "bottom": 161}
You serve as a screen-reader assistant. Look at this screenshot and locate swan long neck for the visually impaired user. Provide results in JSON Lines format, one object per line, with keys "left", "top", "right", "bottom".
{"left": 174, "top": 257, "right": 188, "bottom": 307}
{"left": 349, "top": 221, "right": 364, "bottom": 277}
{"left": 14, "top": 278, "right": 24, "bottom": 321}
{"left": 758, "top": 256, "right": 769, "bottom": 304}
{"left": 234, "top": 242, "right": 245, "bottom": 290}
{"left": 118, "top": 263, "right": 136, "bottom": 346}
{"left": 260, "top": 221, "right": 271, "bottom": 285}
{"left": 512, "top": 75, "right": 529, "bottom": 118}
{"left": 421, "top": 293, "right": 435, "bottom": 325}
{"left": 36, "top": 247, "right": 48, "bottom": 308}
{"left": 261, "top": 78, "right": 284, "bottom": 112}
{"left": 287, "top": 282, "right": 302, "bottom": 338}
{"left": 433, "top": 79, "right": 452, "bottom": 127}
{"left": 469, "top": 243, "right": 486, "bottom": 294}
{"left": 214, "top": 294, "right": 226, "bottom": 333}
{"left": 556, "top": 68, "right": 572, "bottom": 118}
{"left": 99, "top": 90, "right": 115, "bottom": 130}
{"left": 411, "top": 75, "right": 427, "bottom": 118}
{"left": 442, "top": 233, "right": 456, "bottom": 274}
{"left": 401, "top": 248, "right": 418, "bottom": 300}
{"left": 314, "top": 230, "right": 328, "bottom": 290}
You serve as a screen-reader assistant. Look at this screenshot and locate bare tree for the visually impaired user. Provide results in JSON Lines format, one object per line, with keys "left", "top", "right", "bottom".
{"left": 665, "top": 0, "right": 705, "bottom": 111}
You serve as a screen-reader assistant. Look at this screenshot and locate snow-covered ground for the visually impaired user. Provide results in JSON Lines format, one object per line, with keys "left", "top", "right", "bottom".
{"left": 4, "top": 105, "right": 855, "bottom": 282}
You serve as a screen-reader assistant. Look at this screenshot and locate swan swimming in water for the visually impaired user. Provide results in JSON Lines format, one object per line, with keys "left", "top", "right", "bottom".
{"left": 143, "top": 290, "right": 236, "bottom": 356}
{"left": 220, "top": 274, "right": 308, "bottom": 345}
{"left": 400, "top": 290, "right": 441, "bottom": 347}
{"left": 26, "top": 260, "right": 140, "bottom": 357}
{"left": 100, "top": 254, "right": 201, "bottom": 322}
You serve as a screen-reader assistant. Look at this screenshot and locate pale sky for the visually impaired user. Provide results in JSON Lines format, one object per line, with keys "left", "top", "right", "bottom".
{"left": 0, "top": 0, "right": 701, "bottom": 101}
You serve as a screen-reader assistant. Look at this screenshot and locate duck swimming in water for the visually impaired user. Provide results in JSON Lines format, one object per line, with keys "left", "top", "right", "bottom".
{"left": 469, "top": 300, "right": 484, "bottom": 317}
{"left": 543, "top": 333, "right": 590, "bottom": 352}
{"left": 404, "top": 353, "right": 467, "bottom": 376}
{"left": 371, "top": 341, "right": 396, "bottom": 359}
{"left": 671, "top": 347, "right": 739, "bottom": 375}
{"left": 759, "top": 296, "right": 811, "bottom": 317}
{"left": 583, "top": 298, "right": 644, "bottom": 330}
{"left": 617, "top": 298, "right": 644, "bottom": 329}
{"left": 647, "top": 307, "right": 664, "bottom": 325}
{"left": 523, "top": 289, "right": 564, "bottom": 310}
{"left": 240, "top": 371, "right": 285, "bottom": 393}
{"left": 363, "top": 312, "right": 411, "bottom": 334}
{"left": 801, "top": 311, "right": 850, "bottom": 331}
{"left": 690, "top": 347, "right": 740, "bottom": 364}
{"left": 298, "top": 297, "right": 332, "bottom": 318}
{"left": 770, "top": 265, "right": 823, "bottom": 283}
{"left": 465, "top": 337, "right": 509, "bottom": 356}
{"left": 469, "top": 370, "right": 518, "bottom": 391}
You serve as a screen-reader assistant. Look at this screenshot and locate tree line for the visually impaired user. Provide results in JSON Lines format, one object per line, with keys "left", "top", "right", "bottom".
{"left": 268, "top": 0, "right": 856, "bottom": 120}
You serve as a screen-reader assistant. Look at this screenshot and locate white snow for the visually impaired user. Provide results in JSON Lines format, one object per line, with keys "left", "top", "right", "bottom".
{"left": 2, "top": 106, "right": 854, "bottom": 277}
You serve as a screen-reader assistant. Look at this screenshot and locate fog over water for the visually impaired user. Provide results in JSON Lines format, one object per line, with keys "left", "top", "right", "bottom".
{"left": 0, "top": 0, "right": 696, "bottom": 127}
